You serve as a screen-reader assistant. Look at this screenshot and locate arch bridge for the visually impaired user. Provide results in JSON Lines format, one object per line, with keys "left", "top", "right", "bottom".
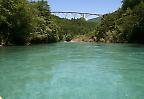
{"left": 51, "top": 11, "right": 103, "bottom": 19}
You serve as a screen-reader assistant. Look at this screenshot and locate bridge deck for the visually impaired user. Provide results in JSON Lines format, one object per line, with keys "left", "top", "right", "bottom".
{"left": 51, "top": 12, "right": 102, "bottom": 16}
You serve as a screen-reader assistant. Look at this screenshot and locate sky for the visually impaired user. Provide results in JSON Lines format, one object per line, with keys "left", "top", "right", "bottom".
{"left": 48, "top": 0, "right": 122, "bottom": 19}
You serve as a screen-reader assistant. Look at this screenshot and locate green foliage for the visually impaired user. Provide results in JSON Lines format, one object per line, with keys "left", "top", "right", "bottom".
{"left": 1, "top": 0, "right": 143, "bottom": 45}
{"left": 30, "top": 1, "right": 59, "bottom": 43}
{"left": 98, "top": 0, "right": 144, "bottom": 43}
{"left": 0, "top": 0, "right": 32, "bottom": 45}
{"left": 0, "top": 0, "right": 60, "bottom": 45}
{"left": 122, "top": 0, "right": 144, "bottom": 10}
{"left": 53, "top": 16, "right": 98, "bottom": 41}
{"left": 0, "top": 0, "right": 98, "bottom": 45}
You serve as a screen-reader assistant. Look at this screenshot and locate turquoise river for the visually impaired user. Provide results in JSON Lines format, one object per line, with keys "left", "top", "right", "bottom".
{"left": 0, "top": 42, "right": 144, "bottom": 99}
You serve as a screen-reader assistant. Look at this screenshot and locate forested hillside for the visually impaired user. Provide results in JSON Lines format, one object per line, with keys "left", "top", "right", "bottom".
{"left": 53, "top": 16, "right": 98, "bottom": 41}
{"left": 0, "top": 0, "right": 60, "bottom": 45}
{"left": 0, "top": 0, "right": 98, "bottom": 45}
{"left": 96, "top": 0, "right": 144, "bottom": 43}
{"left": 0, "top": 0, "right": 144, "bottom": 46}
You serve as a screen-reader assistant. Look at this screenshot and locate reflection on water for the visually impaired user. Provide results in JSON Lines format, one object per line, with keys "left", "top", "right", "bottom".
{"left": 0, "top": 42, "right": 144, "bottom": 99}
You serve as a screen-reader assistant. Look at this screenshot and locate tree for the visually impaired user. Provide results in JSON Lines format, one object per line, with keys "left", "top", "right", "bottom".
{"left": 30, "top": 0, "right": 59, "bottom": 43}
{"left": 122, "top": 0, "right": 144, "bottom": 10}
{"left": 0, "top": 0, "right": 33, "bottom": 45}
{"left": 98, "top": 0, "right": 144, "bottom": 43}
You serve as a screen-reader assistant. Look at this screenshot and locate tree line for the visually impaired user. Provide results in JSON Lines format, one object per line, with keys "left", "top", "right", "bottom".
{"left": 0, "top": 0, "right": 98, "bottom": 45}
{"left": 0, "top": 0, "right": 60, "bottom": 45}
{"left": 95, "top": 0, "right": 144, "bottom": 43}
{"left": 0, "top": 0, "right": 144, "bottom": 46}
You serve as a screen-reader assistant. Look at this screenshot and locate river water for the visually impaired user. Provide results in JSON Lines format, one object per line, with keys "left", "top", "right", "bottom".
{"left": 0, "top": 42, "right": 144, "bottom": 99}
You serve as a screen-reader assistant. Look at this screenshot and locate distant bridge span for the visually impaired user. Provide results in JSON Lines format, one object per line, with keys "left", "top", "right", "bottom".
{"left": 51, "top": 11, "right": 103, "bottom": 19}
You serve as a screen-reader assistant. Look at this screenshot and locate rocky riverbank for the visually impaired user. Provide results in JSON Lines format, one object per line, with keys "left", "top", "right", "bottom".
{"left": 70, "top": 35, "right": 97, "bottom": 42}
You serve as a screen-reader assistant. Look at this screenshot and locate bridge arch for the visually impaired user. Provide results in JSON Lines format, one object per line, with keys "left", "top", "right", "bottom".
{"left": 51, "top": 11, "right": 103, "bottom": 19}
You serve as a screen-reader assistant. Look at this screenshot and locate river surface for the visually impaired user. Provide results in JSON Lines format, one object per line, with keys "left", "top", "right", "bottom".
{"left": 0, "top": 42, "right": 144, "bottom": 99}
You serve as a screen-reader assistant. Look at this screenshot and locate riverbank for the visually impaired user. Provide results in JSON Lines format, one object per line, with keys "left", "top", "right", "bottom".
{"left": 69, "top": 35, "right": 97, "bottom": 42}
{"left": 0, "top": 34, "right": 143, "bottom": 47}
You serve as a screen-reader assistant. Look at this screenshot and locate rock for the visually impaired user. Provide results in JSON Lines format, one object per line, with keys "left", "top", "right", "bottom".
{"left": 100, "top": 38, "right": 105, "bottom": 42}
{"left": 93, "top": 36, "right": 97, "bottom": 41}
{"left": 26, "top": 42, "right": 31, "bottom": 46}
